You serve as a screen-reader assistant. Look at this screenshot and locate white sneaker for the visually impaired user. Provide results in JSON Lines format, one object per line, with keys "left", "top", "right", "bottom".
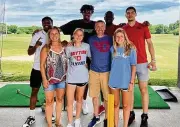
{"left": 73, "top": 101, "right": 76, "bottom": 117}
{"left": 52, "top": 114, "right": 55, "bottom": 123}
{"left": 67, "top": 123, "right": 73, "bottom": 127}
{"left": 74, "top": 119, "right": 81, "bottom": 127}
{"left": 82, "top": 100, "right": 89, "bottom": 115}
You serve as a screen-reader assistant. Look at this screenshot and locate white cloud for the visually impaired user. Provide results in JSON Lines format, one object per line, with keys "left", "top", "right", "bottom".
{"left": 93, "top": 0, "right": 178, "bottom": 12}
{"left": 2, "top": 0, "right": 179, "bottom": 26}
{"left": 37, "top": 0, "right": 55, "bottom": 4}
{"left": 136, "top": 6, "right": 179, "bottom": 25}
{"left": 92, "top": 6, "right": 179, "bottom": 25}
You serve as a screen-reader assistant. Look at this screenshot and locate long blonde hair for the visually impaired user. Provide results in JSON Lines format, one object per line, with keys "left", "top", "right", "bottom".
{"left": 46, "top": 26, "right": 61, "bottom": 51}
{"left": 113, "top": 28, "right": 135, "bottom": 56}
{"left": 72, "top": 28, "right": 84, "bottom": 45}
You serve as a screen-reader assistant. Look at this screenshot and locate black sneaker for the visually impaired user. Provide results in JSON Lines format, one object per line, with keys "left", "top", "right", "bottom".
{"left": 140, "top": 114, "right": 148, "bottom": 127}
{"left": 104, "top": 119, "right": 107, "bottom": 127}
{"left": 22, "top": 116, "right": 35, "bottom": 127}
{"left": 88, "top": 116, "right": 101, "bottom": 127}
{"left": 128, "top": 111, "right": 135, "bottom": 126}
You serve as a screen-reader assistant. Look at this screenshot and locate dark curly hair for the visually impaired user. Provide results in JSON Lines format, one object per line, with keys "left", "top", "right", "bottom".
{"left": 80, "top": 4, "right": 94, "bottom": 13}
{"left": 42, "top": 16, "right": 53, "bottom": 23}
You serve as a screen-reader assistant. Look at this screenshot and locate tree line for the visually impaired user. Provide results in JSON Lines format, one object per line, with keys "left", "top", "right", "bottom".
{"left": 0, "top": 24, "right": 41, "bottom": 34}
{"left": 0, "top": 20, "right": 179, "bottom": 35}
{"left": 149, "top": 20, "right": 179, "bottom": 35}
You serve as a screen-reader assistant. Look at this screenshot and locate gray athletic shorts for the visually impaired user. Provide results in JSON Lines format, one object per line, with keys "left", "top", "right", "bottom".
{"left": 136, "top": 62, "right": 149, "bottom": 82}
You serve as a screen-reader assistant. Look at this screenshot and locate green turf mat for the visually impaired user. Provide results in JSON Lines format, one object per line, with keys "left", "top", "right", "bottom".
{"left": 132, "top": 85, "right": 170, "bottom": 109}
{"left": 0, "top": 84, "right": 45, "bottom": 107}
{"left": 117, "top": 85, "right": 170, "bottom": 109}
{"left": 0, "top": 84, "right": 170, "bottom": 109}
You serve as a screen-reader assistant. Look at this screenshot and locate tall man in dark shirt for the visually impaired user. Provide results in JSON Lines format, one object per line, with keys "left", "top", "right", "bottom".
{"left": 60, "top": 4, "right": 95, "bottom": 43}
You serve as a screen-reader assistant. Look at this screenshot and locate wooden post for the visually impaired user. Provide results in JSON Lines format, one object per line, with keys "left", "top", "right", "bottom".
{"left": 108, "top": 94, "right": 114, "bottom": 127}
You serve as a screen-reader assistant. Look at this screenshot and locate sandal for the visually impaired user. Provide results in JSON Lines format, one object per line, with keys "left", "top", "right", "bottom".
{"left": 55, "top": 123, "right": 63, "bottom": 127}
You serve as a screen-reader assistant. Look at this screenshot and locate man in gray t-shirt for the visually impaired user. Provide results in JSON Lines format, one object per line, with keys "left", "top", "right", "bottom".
{"left": 66, "top": 43, "right": 91, "bottom": 83}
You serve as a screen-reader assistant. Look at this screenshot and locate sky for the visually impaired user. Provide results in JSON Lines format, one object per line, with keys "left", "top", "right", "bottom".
{"left": 0, "top": 0, "right": 179, "bottom": 26}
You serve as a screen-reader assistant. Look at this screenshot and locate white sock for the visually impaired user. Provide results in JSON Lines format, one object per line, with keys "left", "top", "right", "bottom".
{"left": 73, "top": 101, "right": 76, "bottom": 105}
{"left": 83, "top": 99, "right": 86, "bottom": 104}
{"left": 68, "top": 123, "right": 73, "bottom": 126}
{"left": 96, "top": 115, "right": 100, "bottom": 119}
{"left": 30, "top": 109, "right": 35, "bottom": 117}
{"left": 75, "top": 118, "right": 80, "bottom": 121}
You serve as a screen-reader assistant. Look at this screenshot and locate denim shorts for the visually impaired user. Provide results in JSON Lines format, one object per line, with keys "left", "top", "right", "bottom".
{"left": 109, "top": 85, "right": 128, "bottom": 91}
{"left": 44, "top": 81, "right": 66, "bottom": 91}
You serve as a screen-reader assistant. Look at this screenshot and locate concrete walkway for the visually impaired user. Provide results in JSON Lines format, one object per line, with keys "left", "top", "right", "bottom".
{"left": 0, "top": 83, "right": 180, "bottom": 127}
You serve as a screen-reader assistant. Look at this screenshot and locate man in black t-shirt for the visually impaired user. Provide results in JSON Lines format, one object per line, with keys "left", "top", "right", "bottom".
{"left": 60, "top": 4, "right": 96, "bottom": 116}
{"left": 60, "top": 4, "right": 95, "bottom": 43}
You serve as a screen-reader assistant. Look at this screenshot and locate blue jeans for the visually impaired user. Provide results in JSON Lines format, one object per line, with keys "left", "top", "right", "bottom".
{"left": 44, "top": 81, "right": 66, "bottom": 91}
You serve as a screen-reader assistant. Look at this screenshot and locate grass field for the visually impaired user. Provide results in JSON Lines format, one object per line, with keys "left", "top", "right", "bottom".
{"left": 1, "top": 34, "right": 71, "bottom": 57}
{"left": 0, "top": 34, "right": 179, "bottom": 86}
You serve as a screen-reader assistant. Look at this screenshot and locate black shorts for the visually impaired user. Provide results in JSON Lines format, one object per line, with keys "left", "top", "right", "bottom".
{"left": 86, "top": 57, "right": 91, "bottom": 70}
{"left": 30, "top": 69, "right": 42, "bottom": 88}
{"left": 68, "top": 82, "right": 88, "bottom": 87}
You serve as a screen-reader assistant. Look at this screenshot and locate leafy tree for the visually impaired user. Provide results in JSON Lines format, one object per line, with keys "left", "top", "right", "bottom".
{"left": 163, "top": 25, "right": 169, "bottom": 34}
{"left": 155, "top": 24, "right": 164, "bottom": 34}
{"left": 0, "top": 23, "right": 6, "bottom": 34}
{"left": 149, "top": 25, "right": 156, "bottom": 34}
{"left": 173, "top": 28, "right": 179, "bottom": 35}
{"left": 16, "top": 28, "right": 25, "bottom": 34}
{"left": 169, "top": 20, "right": 179, "bottom": 33}
{"left": 7, "top": 25, "right": 18, "bottom": 34}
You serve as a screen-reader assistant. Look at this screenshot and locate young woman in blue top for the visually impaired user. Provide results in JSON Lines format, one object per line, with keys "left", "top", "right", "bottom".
{"left": 108, "top": 28, "right": 137, "bottom": 127}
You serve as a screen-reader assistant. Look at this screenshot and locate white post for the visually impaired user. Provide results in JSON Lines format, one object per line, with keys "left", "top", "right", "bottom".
{"left": 177, "top": 5, "right": 180, "bottom": 88}
{"left": 0, "top": 1, "right": 5, "bottom": 77}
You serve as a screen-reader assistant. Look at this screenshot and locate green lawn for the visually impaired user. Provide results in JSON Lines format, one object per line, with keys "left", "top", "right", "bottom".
{"left": 147, "top": 34, "right": 178, "bottom": 86}
{"left": 1, "top": 34, "right": 31, "bottom": 57}
{"left": 1, "top": 60, "right": 32, "bottom": 82}
{"left": 0, "top": 34, "right": 179, "bottom": 86}
{"left": 1, "top": 34, "right": 71, "bottom": 57}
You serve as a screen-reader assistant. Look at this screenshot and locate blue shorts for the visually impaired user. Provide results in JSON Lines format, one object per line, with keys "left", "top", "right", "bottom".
{"left": 44, "top": 81, "right": 66, "bottom": 91}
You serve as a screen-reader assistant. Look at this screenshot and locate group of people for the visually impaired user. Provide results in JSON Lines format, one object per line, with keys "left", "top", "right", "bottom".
{"left": 23, "top": 4, "right": 156, "bottom": 127}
